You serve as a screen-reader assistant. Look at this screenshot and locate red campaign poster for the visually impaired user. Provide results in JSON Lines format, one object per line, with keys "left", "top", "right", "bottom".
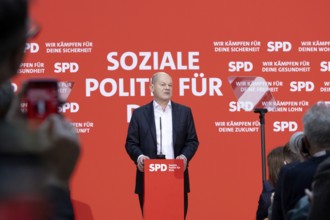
{"left": 14, "top": 0, "right": 330, "bottom": 219}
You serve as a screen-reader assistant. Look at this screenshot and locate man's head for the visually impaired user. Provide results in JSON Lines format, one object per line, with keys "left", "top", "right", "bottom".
{"left": 150, "top": 72, "right": 173, "bottom": 104}
{"left": 0, "top": 0, "right": 28, "bottom": 83}
{"left": 303, "top": 102, "right": 330, "bottom": 153}
{"left": 283, "top": 142, "right": 302, "bottom": 164}
{"left": 288, "top": 131, "right": 310, "bottom": 160}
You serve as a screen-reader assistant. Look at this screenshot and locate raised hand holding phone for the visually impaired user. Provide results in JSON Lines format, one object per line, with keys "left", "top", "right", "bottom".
{"left": 6, "top": 78, "right": 81, "bottom": 189}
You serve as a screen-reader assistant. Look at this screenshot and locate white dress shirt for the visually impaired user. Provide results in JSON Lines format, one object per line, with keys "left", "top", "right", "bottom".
{"left": 153, "top": 100, "right": 174, "bottom": 159}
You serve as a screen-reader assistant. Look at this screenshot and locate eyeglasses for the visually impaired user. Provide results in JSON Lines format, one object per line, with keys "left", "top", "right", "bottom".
{"left": 26, "top": 19, "right": 41, "bottom": 39}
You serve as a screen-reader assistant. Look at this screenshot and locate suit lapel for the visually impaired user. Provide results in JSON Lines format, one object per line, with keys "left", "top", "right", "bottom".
{"left": 172, "top": 102, "right": 181, "bottom": 148}
{"left": 144, "top": 101, "right": 157, "bottom": 146}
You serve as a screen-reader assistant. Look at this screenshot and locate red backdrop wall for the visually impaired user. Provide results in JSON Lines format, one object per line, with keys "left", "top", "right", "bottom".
{"left": 14, "top": 0, "right": 330, "bottom": 219}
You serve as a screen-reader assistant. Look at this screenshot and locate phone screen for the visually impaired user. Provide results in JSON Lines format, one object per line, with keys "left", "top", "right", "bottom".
{"left": 23, "top": 79, "right": 59, "bottom": 122}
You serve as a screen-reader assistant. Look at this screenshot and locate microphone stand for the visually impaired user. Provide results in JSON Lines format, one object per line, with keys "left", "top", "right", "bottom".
{"left": 254, "top": 108, "right": 268, "bottom": 183}
{"left": 157, "top": 117, "right": 166, "bottom": 159}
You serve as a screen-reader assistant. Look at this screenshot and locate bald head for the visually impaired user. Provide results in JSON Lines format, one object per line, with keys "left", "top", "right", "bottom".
{"left": 151, "top": 72, "right": 172, "bottom": 85}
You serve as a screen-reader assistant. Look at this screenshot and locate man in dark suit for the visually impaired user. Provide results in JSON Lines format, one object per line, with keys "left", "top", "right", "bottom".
{"left": 125, "top": 72, "right": 199, "bottom": 219}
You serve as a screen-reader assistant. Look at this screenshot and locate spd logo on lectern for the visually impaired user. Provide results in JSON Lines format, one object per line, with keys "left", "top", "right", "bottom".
{"left": 149, "top": 164, "right": 167, "bottom": 172}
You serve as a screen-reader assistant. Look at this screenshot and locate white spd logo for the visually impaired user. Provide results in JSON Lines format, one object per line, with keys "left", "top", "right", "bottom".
{"left": 149, "top": 163, "right": 181, "bottom": 172}
{"left": 149, "top": 164, "right": 167, "bottom": 172}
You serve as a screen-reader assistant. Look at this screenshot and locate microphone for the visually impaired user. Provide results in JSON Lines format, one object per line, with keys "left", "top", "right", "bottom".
{"left": 157, "top": 117, "right": 166, "bottom": 159}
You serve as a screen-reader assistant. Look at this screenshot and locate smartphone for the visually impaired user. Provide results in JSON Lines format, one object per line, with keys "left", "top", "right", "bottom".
{"left": 23, "top": 79, "right": 59, "bottom": 122}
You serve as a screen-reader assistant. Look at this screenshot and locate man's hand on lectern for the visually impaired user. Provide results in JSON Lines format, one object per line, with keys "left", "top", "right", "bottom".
{"left": 137, "top": 155, "right": 150, "bottom": 172}
{"left": 176, "top": 154, "right": 187, "bottom": 171}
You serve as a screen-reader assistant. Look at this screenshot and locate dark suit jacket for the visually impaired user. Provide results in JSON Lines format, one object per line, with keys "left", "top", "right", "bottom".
{"left": 125, "top": 101, "right": 199, "bottom": 194}
{"left": 271, "top": 161, "right": 299, "bottom": 220}
{"left": 281, "top": 154, "right": 330, "bottom": 218}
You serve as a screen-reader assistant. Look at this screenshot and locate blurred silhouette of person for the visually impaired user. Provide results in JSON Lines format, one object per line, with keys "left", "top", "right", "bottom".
{"left": 0, "top": 79, "right": 51, "bottom": 220}
{"left": 0, "top": 82, "right": 80, "bottom": 220}
{"left": 0, "top": 0, "right": 81, "bottom": 219}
